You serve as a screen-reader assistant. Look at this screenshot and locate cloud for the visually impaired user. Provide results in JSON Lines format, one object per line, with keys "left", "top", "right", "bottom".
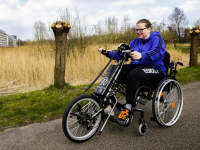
{"left": 165, "top": 0, "right": 200, "bottom": 27}
{"left": 179, "top": 0, "right": 200, "bottom": 26}
{"left": 0, "top": 0, "right": 75, "bottom": 39}
{"left": 111, "top": 0, "right": 156, "bottom": 7}
{"left": 0, "top": 0, "right": 199, "bottom": 40}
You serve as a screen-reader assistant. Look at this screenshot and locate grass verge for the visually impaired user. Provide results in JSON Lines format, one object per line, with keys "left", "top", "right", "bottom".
{"left": 0, "top": 65, "right": 200, "bottom": 132}
{"left": 0, "top": 83, "right": 96, "bottom": 132}
{"left": 172, "top": 45, "right": 200, "bottom": 54}
{"left": 176, "top": 64, "right": 200, "bottom": 84}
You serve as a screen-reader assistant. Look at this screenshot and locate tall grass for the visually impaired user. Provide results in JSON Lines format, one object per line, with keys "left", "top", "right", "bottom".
{"left": 65, "top": 44, "right": 116, "bottom": 85}
{"left": 0, "top": 44, "right": 55, "bottom": 95}
{"left": 167, "top": 44, "right": 189, "bottom": 68}
{"left": 0, "top": 43, "right": 114, "bottom": 95}
{"left": 0, "top": 43, "right": 198, "bottom": 95}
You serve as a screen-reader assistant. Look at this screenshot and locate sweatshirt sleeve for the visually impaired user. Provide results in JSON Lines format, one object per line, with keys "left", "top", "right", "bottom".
{"left": 141, "top": 35, "right": 166, "bottom": 61}
{"left": 107, "top": 52, "right": 122, "bottom": 60}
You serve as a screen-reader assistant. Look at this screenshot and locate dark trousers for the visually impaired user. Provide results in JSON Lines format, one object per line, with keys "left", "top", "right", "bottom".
{"left": 116, "top": 64, "right": 165, "bottom": 106}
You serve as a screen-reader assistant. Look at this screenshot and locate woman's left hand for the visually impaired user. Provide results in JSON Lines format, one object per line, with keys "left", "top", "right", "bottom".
{"left": 130, "top": 51, "right": 142, "bottom": 60}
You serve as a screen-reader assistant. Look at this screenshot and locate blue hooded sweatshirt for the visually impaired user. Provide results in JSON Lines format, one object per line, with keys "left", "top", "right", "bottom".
{"left": 107, "top": 31, "right": 166, "bottom": 75}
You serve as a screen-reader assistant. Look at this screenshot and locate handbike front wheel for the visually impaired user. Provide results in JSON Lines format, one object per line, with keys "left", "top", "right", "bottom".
{"left": 62, "top": 95, "right": 102, "bottom": 142}
{"left": 152, "top": 78, "right": 183, "bottom": 127}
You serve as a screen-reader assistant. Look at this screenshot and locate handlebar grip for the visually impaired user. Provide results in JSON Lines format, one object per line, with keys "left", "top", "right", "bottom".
{"left": 102, "top": 49, "right": 107, "bottom": 53}
{"left": 177, "top": 62, "right": 183, "bottom": 66}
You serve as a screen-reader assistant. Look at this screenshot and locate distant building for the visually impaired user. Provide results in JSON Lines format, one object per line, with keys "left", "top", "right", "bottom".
{"left": 0, "top": 29, "right": 17, "bottom": 47}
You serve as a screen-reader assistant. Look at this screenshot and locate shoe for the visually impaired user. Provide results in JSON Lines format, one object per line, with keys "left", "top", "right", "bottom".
{"left": 104, "top": 105, "right": 114, "bottom": 117}
{"left": 116, "top": 109, "right": 131, "bottom": 127}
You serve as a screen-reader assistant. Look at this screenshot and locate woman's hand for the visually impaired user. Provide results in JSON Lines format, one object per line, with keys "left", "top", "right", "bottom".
{"left": 98, "top": 48, "right": 107, "bottom": 54}
{"left": 130, "top": 51, "right": 142, "bottom": 60}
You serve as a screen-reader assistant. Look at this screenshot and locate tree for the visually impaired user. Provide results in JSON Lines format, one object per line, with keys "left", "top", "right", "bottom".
{"left": 194, "top": 18, "right": 200, "bottom": 26}
{"left": 183, "top": 27, "right": 191, "bottom": 43}
{"left": 17, "top": 39, "right": 26, "bottom": 46}
{"left": 51, "top": 21, "right": 70, "bottom": 88}
{"left": 33, "top": 20, "right": 48, "bottom": 43}
{"left": 168, "top": 7, "right": 188, "bottom": 42}
{"left": 105, "top": 16, "right": 118, "bottom": 34}
{"left": 121, "top": 15, "right": 131, "bottom": 33}
{"left": 153, "top": 19, "right": 167, "bottom": 33}
{"left": 58, "top": 7, "right": 93, "bottom": 54}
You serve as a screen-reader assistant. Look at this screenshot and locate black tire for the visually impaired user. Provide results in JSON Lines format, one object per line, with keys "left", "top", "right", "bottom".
{"left": 62, "top": 95, "right": 102, "bottom": 142}
{"left": 152, "top": 77, "right": 183, "bottom": 127}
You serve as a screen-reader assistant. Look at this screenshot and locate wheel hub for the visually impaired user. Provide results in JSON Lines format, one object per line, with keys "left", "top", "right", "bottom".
{"left": 77, "top": 112, "right": 95, "bottom": 130}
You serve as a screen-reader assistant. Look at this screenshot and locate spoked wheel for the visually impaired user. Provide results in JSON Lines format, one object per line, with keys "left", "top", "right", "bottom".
{"left": 152, "top": 78, "right": 183, "bottom": 127}
{"left": 62, "top": 95, "right": 102, "bottom": 142}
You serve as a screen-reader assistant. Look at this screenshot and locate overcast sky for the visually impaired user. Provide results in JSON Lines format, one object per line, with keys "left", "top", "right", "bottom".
{"left": 0, "top": 0, "right": 200, "bottom": 40}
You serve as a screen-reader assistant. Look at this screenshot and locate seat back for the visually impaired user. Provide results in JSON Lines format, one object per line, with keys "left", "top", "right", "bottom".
{"left": 164, "top": 51, "right": 170, "bottom": 75}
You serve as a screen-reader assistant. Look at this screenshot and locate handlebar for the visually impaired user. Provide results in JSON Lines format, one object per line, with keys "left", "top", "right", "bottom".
{"left": 101, "top": 49, "right": 134, "bottom": 53}
{"left": 121, "top": 49, "right": 134, "bottom": 53}
{"left": 177, "top": 62, "right": 183, "bottom": 66}
{"left": 100, "top": 49, "right": 134, "bottom": 60}
{"left": 170, "top": 61, "right": 183, "bottom": 77}
{"left": 101, "top": 49, "right": 118, "bottom": 52}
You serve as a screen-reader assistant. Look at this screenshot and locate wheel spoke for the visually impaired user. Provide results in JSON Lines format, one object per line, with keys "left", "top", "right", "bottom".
{"left": 69, "top": 124, "right": 81, "bottom": 135}
{"left": 81, "top": 102, "right": 92, "bottom": 111}
{"left": 87, "top": 104, "right": 98, "bottom": 115}
{"left": 68, "top": 118, "right": 79, "bottom": 127}
{"left": 79, "top": 126, "right": 85, "bottom": 137}
{"left": 84, "top": 102, "right": 94, "bottom": 113}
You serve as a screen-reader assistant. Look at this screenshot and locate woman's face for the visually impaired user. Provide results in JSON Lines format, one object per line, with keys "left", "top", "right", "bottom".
{"left": 135, "top": 23, "right": 151, "bottom": 39}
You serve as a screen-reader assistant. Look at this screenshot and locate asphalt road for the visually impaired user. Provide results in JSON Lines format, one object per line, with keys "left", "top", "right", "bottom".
{"left": 0, "top": 81, "right": 200, "bottom": 150}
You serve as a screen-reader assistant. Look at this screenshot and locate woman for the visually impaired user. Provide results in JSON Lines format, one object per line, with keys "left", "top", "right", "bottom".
{"left": 99, "top": 19, "right": 166, "bottom": 126}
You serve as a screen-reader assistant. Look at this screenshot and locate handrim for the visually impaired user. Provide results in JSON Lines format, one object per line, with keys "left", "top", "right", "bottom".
{"left": 153, "top": 79, "right": 183, "bottom": 127}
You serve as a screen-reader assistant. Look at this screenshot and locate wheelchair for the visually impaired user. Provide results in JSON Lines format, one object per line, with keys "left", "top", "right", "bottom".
{"left": 62, "top": 44, "right": 183, "bottom": 142}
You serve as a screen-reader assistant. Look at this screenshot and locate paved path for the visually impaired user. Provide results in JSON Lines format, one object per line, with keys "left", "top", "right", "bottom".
{"left": 0, "top": 81, "right": 200, "bottom": 150}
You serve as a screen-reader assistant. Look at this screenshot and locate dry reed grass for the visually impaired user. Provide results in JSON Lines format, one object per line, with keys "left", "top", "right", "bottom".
{"left": 167, "top": 43, "right": 200, "bottom": 68}
{"left": 167, "top": 49, "right": 189, "bottom": 68}
{"left": 65, "top": 44, "right": 117, "bottom": 85}
{"left": 0, "top": 44, "right": 55, "bottom": 95}
{"left": 0, "top": 43, "right": 197, "bottom": 95}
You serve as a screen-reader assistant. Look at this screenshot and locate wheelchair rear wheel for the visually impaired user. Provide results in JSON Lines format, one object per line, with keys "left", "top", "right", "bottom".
{"left": 152, "top": 78, "right": 183, "bottom": 127}
{"left": 62, "top": 95, "right": 102, "bottom": 142}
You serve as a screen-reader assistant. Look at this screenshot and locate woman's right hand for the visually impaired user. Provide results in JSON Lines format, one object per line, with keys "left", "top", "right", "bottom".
{"left": 98, "top": 48, "right": 107, "bottom": 54}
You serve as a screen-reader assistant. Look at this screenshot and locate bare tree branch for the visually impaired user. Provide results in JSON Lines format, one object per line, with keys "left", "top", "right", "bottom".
{"left": 168, "top": 7, "right": 188, "bottom": 42}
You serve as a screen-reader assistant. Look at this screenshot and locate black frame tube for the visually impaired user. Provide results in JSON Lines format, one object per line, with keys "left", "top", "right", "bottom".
{"left": 83, "top": 51, "right": 118, "bottom": 94}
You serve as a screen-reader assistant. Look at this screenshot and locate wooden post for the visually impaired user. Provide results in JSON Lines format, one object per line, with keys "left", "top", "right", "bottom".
{"left": 189, "top": 26, "right": 200, "bottom": 67}
{"left": 51, "top": 21, "right": 71, "bottom": 88}
{"left": 199, "top": 38, "right": 200, "bottom": 47}
{"left": 174, "top": 39, "right": 177, "bottom": 47}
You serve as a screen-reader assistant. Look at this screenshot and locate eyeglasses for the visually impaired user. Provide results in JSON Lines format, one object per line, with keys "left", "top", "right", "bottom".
{"left": 134, "top": 28, "right": 147, "bottom": 32}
